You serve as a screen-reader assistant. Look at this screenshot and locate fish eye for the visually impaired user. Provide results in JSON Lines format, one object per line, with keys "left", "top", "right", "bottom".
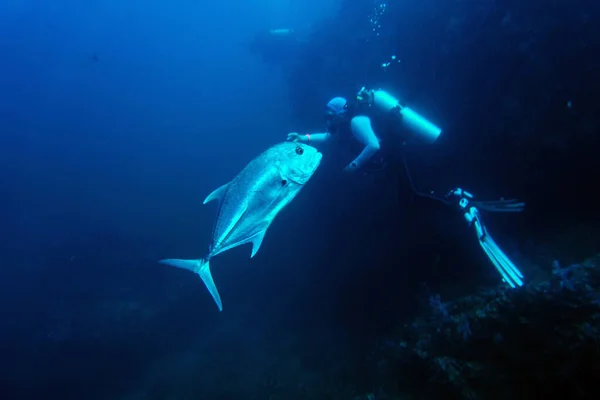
{"left": 295, "top": 146, "right": 304, "bottom": 155}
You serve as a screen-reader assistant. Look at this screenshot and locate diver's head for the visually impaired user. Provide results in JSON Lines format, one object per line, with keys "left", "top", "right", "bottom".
{"left": 325, "top": 97, "right": 348, "bottom": 127}
{"left": 326, "top": 97, "right": 347, "bottom": 116}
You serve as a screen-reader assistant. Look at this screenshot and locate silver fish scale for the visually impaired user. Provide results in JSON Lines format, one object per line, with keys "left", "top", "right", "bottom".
{"left": 208, "top": 148, "right": 281, "bottom": 257}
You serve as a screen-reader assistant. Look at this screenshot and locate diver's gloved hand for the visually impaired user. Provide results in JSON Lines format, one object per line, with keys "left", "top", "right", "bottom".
{"left": 446, "top": 188, "right": 525, "bottom": 288}
{"left": 344, "top": 161, "right": 359, "bottom": 173}
{"left": 287, "top": 132, "right": 303, "bottom": 142}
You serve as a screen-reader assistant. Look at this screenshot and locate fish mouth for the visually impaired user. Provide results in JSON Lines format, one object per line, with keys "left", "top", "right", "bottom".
{"left": 310, "top": 152, "right": 323, "bottom": 174}
{"left": 288, "top": 151, "right": 323, "bottom": 185}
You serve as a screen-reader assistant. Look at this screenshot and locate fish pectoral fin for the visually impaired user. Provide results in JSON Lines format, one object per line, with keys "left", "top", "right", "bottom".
{"left": 250, "top": 228, "right": 268, "bottom": 258}
{"left": 159, "top": 258, "right": 223, "bottom": 311}
{"left": 203, "top": 183, "right": 229, "bottom": 205}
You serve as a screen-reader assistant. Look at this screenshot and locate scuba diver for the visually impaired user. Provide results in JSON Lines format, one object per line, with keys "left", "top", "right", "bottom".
{"left": 287, "top": 87, "right": 526, "bottom": 289}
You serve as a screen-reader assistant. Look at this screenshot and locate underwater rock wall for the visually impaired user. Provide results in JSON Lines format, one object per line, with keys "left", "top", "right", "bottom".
{"left": 368, "top": 254, "right": 600, "bottom": 399}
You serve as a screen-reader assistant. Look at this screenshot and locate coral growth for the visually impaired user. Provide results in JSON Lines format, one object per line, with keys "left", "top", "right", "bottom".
{"left": 370, "top": 255, "right": 600, "bottom": 399}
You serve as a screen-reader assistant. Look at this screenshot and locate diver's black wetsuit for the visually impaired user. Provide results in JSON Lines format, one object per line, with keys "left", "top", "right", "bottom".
{"left": 326, "top": 97, "right": 406, "bottom": 175}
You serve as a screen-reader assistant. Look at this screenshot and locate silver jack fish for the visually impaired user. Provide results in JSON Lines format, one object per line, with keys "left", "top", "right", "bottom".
{"left": 160, "top": 142, "right": 322, "bottom": 311}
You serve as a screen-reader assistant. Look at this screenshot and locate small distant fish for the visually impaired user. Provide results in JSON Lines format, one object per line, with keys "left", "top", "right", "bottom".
{"left": 160, "top": 142, "right": 322, "bottom": 311}
{"left": 566, "top": 100, "right": 572, "bottom": 108}
{"left": 268, "top": 28, "right": 294, "bottom": 37}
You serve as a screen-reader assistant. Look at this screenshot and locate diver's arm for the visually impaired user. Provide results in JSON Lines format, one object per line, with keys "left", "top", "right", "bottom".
{"left": 346, "top": 116, "right": 380, "bottom": 171}
{"left": 287, "top": 132, "right": 331, "bottom": 144}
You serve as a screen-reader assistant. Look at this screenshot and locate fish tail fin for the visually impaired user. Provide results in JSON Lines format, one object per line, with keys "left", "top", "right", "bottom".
{"left": 159, "top": 258, "right": 223, "bottom": 311}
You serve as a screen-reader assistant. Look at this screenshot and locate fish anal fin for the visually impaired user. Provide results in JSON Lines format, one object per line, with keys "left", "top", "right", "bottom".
{"left": 250, "top": 227, "right": 269, "bottom": 258}
{"left": 203, "top": 183, "right": 229, "bottom": 205}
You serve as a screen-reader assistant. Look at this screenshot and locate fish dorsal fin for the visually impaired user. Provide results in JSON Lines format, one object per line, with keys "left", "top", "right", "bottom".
{"left": 250, "top": 228, "right": 268, "bottom": 258}
{"left": 203, "top": 183, "right": 229, "bottom": 205}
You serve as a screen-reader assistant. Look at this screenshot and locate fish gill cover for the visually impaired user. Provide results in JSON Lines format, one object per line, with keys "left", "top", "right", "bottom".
{"left": 0, "top": 1, "right": 599, "bottom": 399}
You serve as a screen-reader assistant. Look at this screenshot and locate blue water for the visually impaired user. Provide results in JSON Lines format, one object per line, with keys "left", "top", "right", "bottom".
{"left": 1, "top": 1, "right": 344, "bottom": 398}
{"left": 2, "top": 1, "right": 600, "bottom": 399}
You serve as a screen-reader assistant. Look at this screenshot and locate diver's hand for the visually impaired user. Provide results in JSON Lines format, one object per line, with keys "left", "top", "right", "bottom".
{"left": 287, "top": 132, "right": 302, "bottom": 142}
{"left": 344, "top": 162, "right": 358, "bottom": 172}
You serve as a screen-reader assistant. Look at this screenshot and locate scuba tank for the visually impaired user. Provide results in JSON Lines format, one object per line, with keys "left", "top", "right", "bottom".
{"left": 356, "top": 87, "right": 442, "bottom": 144}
